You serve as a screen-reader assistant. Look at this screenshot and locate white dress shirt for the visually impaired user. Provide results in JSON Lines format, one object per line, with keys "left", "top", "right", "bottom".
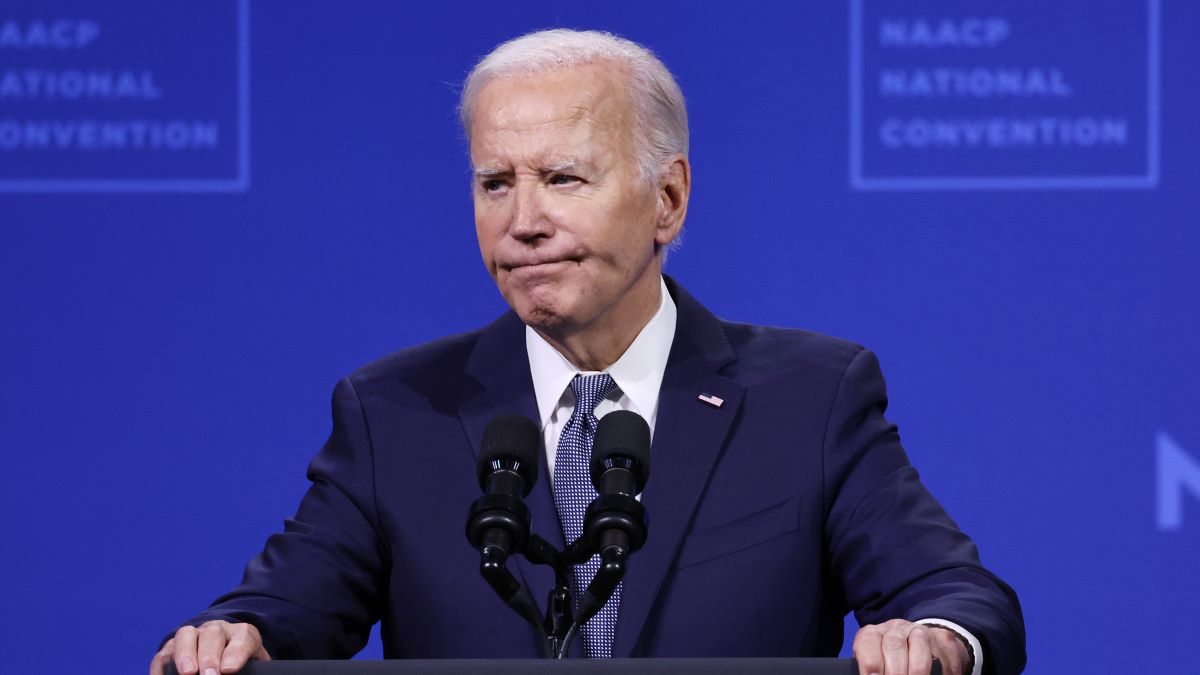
{"left": 526, "top": 277, "right": 676, "bottom": 478}
{"left": 523, "top": 276, "right": 981, "bottom": 674}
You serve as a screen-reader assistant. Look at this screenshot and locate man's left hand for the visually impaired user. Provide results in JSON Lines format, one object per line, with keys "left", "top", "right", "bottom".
{"left": 853, "top": 619, "right": 970, "bottom": 675}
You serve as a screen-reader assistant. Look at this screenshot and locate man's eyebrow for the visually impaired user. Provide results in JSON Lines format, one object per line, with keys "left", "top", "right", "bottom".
{"left": 472, "top": 159, "right": 590, "bottom": 178}
{"left": 542, "top": 160, "right": 581, "bottom": 174}
{"left": 473, "top": 166, "right": 509, "bottom": 178}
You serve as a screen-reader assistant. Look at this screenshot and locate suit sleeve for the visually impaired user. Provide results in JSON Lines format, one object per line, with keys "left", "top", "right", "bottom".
{"left": 170, "top": 377, "right": 390, "bottom": 659}
{"left": 822, "top": 348, "right": 1026, "bottom": 675}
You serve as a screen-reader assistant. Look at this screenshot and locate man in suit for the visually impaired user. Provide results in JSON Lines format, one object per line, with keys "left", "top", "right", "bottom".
{"left": 153, "top": 29, "right": 1024, "bottom": 675}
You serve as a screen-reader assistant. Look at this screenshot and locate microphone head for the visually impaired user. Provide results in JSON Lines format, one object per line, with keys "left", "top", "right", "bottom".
{"left": 478, "top": 414, "right": 541, "bottom": 494}
{"left": 591, "top": 410, "right": 651, "bottom": 492}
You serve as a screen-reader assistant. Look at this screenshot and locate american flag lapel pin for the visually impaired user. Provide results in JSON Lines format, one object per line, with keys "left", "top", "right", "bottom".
{"left": 697, "top": 392, "right": 724, "bottom": 408}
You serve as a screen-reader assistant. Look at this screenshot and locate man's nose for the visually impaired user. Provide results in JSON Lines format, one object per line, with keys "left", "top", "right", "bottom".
{"left": 509, "top": 180, "right": 552, "bottom": 241}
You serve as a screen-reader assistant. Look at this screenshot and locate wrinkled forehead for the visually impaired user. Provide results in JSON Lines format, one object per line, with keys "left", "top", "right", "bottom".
{"left": 469, "top": 63, "right": 638, "bottom": 167}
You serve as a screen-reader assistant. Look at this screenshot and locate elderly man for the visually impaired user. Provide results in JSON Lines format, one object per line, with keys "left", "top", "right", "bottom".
{"left": 153, "top": 29, "right": 1025, "bottom": 675}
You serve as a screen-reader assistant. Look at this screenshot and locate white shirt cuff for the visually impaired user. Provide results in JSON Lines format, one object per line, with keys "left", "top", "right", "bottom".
{"left": 917, "top": 618, "right": 982, "bottom": 675}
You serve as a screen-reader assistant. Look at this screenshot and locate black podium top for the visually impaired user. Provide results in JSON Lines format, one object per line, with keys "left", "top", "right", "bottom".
{"left": 166, "top": 658, "right": 882, "bottom": 675}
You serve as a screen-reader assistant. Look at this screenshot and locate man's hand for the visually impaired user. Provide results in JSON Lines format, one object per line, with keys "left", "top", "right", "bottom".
{"left": 150, "top": 620, "right": 271, "bottom": 675}
{"left": 853, "top": 619, "right": 970, "bottom": 675}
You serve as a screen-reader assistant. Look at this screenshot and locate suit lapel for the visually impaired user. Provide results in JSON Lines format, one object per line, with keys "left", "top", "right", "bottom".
{"left": 614, "top": 279, "right": 746, "bottom": 657}
{"left": 457, "top": 311, "right": 559, "bottom": 648}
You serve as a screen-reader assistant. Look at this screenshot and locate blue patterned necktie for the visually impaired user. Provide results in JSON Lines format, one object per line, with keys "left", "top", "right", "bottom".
{"left": 552, "top": 373, "right": 620, "bottom": 658}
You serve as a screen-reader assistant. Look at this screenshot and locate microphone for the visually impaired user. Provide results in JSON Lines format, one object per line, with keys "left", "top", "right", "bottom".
{"left": 573, "top": 410, "right": 651, "bottom": 630}
{"left": 590, "top": 410, "right": 651, "bottom": 497}
{"left": 586, "top": 410, "right": 651, "bottom": 556}
{"left": 465, "top": 414, "right": 544, "bottom": 632}
{"left": 466, "top": 414, "right": 540, "bottom": 556}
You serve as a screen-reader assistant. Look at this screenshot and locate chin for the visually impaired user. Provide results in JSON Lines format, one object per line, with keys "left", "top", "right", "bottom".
{"left": 514, "top": 300, "right": 571, "bottom": 332}
{"left": 510, "top": 293, "right": 581, "bottom": 335}
{"left": 505, "top": 283, "right": 572, "bottom": 330}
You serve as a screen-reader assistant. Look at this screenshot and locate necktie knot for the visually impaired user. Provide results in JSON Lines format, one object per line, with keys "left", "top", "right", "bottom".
{"left": 568, "top": 373, "right": 616, "bottom": 429}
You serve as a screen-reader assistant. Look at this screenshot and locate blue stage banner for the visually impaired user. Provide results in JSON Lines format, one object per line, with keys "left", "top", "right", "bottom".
{"left": 851, "top": 0, "right": 1159, "bottom": 189}
{"left": 0, "top": 0, "right": 249, "bottom": 192}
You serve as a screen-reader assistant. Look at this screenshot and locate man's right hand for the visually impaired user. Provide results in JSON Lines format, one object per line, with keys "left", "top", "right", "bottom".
{"left": 150, "top": 620, "right": 271, "bottom": 675}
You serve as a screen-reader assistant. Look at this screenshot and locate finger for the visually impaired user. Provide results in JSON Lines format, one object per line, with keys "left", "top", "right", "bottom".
{"left": 247, "top": 623, "right": 272, "bottom": 662}
{"left": 173, "top": 627, "right": 199, "bottom": 675}
{"left": 150, "top": 639, "right": 174, "bottom": 675}
{"left": 907, "top": 626, "right": 934, "bottom": 675}
{"left": 219, "top": 625, "right": 263, "bottom": 673}
{"left": 928, "top": 628, "right": 967, "bottom": 675}
{"left": 882, "top": 622, "right": 913, "bottom": 675}
{"left": 196, "top": 621, "right": 230, "bottom": 675}
{"left": 853, "top": 625, "right": 885, "bottom": 675}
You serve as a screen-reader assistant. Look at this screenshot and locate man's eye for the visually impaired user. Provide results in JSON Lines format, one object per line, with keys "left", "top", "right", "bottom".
{"left": 481, "top": 179, "right": 506, "bottom": 192}
{"left": 549, "top": 174, "right": 580, "bottom": 186}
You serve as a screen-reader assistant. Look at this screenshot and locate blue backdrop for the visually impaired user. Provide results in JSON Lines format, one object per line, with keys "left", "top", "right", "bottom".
{"left": 1, "top": 2, "right": 1196, "bottom": 672}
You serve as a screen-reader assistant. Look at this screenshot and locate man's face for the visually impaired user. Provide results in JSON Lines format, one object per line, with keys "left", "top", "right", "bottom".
{"left": 470, "top": 62, "right": 672, "bottom": 338}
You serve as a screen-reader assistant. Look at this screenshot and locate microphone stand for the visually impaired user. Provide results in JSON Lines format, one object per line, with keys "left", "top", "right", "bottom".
{"left": 471, "top": 494, "right": 643, "bottom": 658}
{"left": 522, "top": 534, "right": 573, "bottom": 658}
{"left": 480, "top": 529, "right": 630, "bottom": 659}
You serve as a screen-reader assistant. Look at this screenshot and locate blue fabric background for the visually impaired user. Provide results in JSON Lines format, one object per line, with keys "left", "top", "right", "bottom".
{"left": 0, "top": 2, "right": 1194, "bottom": 672}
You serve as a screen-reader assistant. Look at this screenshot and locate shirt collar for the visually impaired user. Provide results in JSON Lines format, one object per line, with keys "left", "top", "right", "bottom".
{"left": 526, "top": 276, "right": 677, "bottom": 430}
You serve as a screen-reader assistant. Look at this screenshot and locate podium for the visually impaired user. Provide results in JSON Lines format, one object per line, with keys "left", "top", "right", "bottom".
{"left": 164, "top": 658, "right": 903, "bottom": 674}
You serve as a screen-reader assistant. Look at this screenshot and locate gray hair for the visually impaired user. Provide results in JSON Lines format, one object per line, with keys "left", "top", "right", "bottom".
{"left": 459, "top": 28, "right": 689, "bottom": 182}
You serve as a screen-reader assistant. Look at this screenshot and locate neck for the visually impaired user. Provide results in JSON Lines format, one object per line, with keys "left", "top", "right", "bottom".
{"left": 536, "top": 271, "right": 662, "bottom": 372}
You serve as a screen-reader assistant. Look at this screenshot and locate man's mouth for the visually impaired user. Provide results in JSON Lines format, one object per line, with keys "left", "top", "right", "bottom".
{"left": 504, "top": 258, "right": 578, "bottom": 272}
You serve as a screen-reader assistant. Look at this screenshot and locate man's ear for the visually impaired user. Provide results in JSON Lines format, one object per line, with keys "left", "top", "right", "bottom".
{"left": 654, "top": 155, "right": 691, "bottom": 248}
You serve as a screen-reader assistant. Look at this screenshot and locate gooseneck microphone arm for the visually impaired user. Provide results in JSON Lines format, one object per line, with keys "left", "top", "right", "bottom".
{"left": 522, "top": 533, "right": 574, "bottom": 657}
{"left": 464, "top": 415, "right": 551, "bottom": 656}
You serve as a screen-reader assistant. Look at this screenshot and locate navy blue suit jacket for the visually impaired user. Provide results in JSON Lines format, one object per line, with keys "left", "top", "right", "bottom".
{"left": 185, "top": 278, "right": 1025, "bottom": 673}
